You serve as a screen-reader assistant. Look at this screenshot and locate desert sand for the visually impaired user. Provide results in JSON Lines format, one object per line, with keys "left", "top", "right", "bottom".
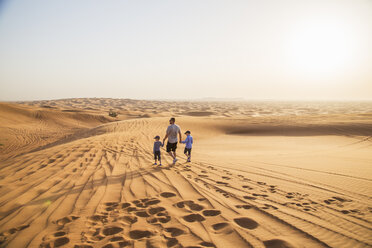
{"left": 0, "top": 98, "right": 371, "bottom": 248}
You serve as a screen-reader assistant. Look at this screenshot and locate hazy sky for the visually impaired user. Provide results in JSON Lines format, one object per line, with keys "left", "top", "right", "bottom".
{"left": 0, "top": 0, "right": 371, "bottom": 101}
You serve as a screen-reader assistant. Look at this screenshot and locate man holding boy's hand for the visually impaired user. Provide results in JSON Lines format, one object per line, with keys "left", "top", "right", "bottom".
{"left": 163, "top": 117, "right": 182, "bottom": 165}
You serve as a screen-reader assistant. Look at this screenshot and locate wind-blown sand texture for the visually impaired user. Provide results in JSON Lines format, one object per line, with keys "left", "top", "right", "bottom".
{"left": 0, "top": 99, "right": 371, "bottom": 248}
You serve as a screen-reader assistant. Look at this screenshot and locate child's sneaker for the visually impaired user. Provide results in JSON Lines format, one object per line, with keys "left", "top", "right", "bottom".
{"left": 187, "top": 158, "right": 191, "bottom": 162}
{"left": 153, "top": 163, "right": 157, "bottom": 165}
{"left": 159, "top": 163, "right": 162, "bottom": 166}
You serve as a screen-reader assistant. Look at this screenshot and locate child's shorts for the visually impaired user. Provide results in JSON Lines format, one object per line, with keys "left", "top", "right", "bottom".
{"left": 184, "top": 148, "right": 191, "bottom": 156}
{"left": 154, "top": 151, "right": 161, "bottom": 160}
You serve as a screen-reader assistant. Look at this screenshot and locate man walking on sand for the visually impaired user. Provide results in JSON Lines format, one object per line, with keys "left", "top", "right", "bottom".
{"left": 163, "top": 117, "right": 182, "bottom": 165}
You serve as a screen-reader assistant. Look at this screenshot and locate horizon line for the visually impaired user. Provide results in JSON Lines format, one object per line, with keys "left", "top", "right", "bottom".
{"left": 2, "top": 97, "right": 372, "bottom": 103}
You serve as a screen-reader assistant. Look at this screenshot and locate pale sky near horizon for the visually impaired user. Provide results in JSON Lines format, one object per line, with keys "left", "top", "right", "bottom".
{"left": 0, "top": 0, "right": 371, "bottom": 101}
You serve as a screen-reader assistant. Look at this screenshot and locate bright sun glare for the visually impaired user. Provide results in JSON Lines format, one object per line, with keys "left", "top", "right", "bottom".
{"left": 287, "top": 18, "right": 356, "bottom": 81}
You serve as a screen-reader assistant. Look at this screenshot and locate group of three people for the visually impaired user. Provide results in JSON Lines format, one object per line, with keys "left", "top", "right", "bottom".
{"left": 153, "top": 117, "right": 193, "bottom": 166}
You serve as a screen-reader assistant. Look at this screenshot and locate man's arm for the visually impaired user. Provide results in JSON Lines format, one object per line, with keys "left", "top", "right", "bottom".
{"left": 163, "top": 126, "right": 170, "bottom": 143}
{"left": 178, "top": 130, "right": 182, "bottom": 143}
{"left": 163, "top": 133, "right": 168, "bottom": 144}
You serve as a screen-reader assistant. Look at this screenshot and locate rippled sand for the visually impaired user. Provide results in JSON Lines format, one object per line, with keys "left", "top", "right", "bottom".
{"left": 0, "top": 99, "right": 371, "bottom": 248}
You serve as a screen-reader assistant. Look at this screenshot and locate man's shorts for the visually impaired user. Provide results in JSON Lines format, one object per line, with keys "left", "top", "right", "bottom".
{"left": 154, "top": 151, "right": 161, "bottom": 160}
{"left": 166, "top": 142, "right": 177, "bottom": 152}
{"left": 184, "top": 148, "right": 192, "bottom": 156}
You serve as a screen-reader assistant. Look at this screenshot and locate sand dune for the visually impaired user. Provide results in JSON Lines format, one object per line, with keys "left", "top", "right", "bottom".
{"left": 0, "top": 99, "right": 371, "bottom": 248}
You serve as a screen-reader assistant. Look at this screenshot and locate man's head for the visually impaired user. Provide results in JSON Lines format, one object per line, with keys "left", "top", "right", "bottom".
{"left": 169, "top": 117, "right": 175, "bottom": 124}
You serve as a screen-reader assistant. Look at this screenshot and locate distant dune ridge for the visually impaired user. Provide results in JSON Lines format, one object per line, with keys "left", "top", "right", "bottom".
{"left": 0, "top": 98, "right": 371, "bottom": 248}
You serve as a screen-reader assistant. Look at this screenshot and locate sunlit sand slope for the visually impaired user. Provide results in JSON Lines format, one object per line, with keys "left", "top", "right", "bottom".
{"left": 0, "top": 114, "right": 371, "bottom": 248}
{"left": 0, "top": 102, "right": 111, "bottom": 160}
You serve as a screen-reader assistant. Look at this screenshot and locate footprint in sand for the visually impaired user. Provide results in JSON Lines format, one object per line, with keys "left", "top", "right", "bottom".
{"left": 135, "top": 210, "right": 150, "bottom": 217}
{"left": 166, "top": 237, "right": 179, "bottom": 247}
{"left": 243, "top": 196, "right": 257, "bottom": 200}
{"left": 215, "top": 188, "right": 231, "bottom": 198}
{"left": 268, "top": 185, "right": 277, "bottom": 193}
{"left": 40, "top": 236, "right": 70, "bottom": 248}
{"left": 148, "top": 206, "right": 166, "bottom": 215}
{"left": 2, "top": 224, "right": 30, "bottom": 237}
{"left": 212, "top": 222, "right": 229, "bottom": 231}
{"left": 286, "top": 193, "right": 294, "bottom": 199}
{"left": 233, "top": 217, "right": 258, "bottom": 229}
{"left": 262, "top": 204, "right": 278, "bottom": 210}
{"left": 54, "top": 237, "right": 70, "bottom": 247}
{"left": 121, "top": 202, "right": 131, "bottom": 208}
{"left": 73, "top": 244, "right": 94, "bottom": 248}
{"left": 0, "top": 224, "right": 31, "bottom": 245}
{"left": 200, "top": 241, "right": 216, "bottom": 247}
{"left": 18, "top": 224, "right": 30, "bottom": 231}
{"left": 142, "top": 205, "right": 171, "bottom": 224}
{"left": 89, "top": 214, "right": 108, "bottom": 224}
{"left": 104, "top": 202, "right": 119, "bottom": 211}
{"left": 175, "top": 200, "right": 204, "bottom": 211}
{"left": 85, "top": 229, "right": 104, "bottom": 242}
{"left": 53, "top": 231, "right": 66, "bottom": 237}
{"left": 105, "top": 202, "right": 119, "bottom": 207}
{"left": 324, "top": 196, "right": 352, "bottom": 208}
{"left": 102, "top": 226, "right": 123, "bottom": 236}
{"left": 126, "top": 206, "right": 137, "bottom": 212}
{"left": 102, "top": 240, "right": 130, "bottom": 248}
{"left": 140, "top": 198, "right": 161, "bottom": 206}
{"left": 165, "top": 227, "right": 185, "bottom": 237}
{"left": 160, "top": 192, "right": 177, "bottom": 198}
{"left": 252, "top": 193, "right": 268, "bottom": 197}
{"left": 118, "top": 215, "right": 138, "bottom": 225}
{"left": 242, "top": 185, "right": 253, "bottom": 190}
{"left": 263, "top": 239, "right": 295, "bottom": 248}
{"left": 2, "top": 228, "right": 17, "bottom": 236}
{"left": 216, "top": 181, "right": 229, "bottom": 185}
{"left": 211, "top": 222, "right": 234, "bottom": 234}
{"left": 332, "top": 196, "right": 351, "bottom": 203}
{"left": 183, "top": 213, "right": 206, "bottom": 222}
{"left": 56, "top": 216, "right": 79, "bottom": 226}
{"left": 109, "top": 236, "right": 126, "bottom": 242}
{"left": 129, "top": 230, "right": 152, "bottom": 239}
{"left": 202, "top": 209, "right": 221, "bottom": 217}
{"left": 235, "top": 204, "right": 252, "bottom": 210}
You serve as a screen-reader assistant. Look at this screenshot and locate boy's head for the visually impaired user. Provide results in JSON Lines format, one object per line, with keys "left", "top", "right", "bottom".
{"left": 154, "top": 135, "right": 160, "bottom": 141}
{"left": 184, "top": 130, "right": 191, "bottom": 136}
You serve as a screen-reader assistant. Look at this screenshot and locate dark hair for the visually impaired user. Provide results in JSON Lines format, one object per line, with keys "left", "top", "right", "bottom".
{"left": 170, "top": 117, "right": 175, "bottom": 122}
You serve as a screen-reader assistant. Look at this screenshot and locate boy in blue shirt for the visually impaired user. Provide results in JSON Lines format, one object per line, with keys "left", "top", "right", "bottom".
{"left": 153, "top": 135, "right": 164, "bottom": 166}
{"left": 180, "top": 130, "right": 193, "bottom": 162}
